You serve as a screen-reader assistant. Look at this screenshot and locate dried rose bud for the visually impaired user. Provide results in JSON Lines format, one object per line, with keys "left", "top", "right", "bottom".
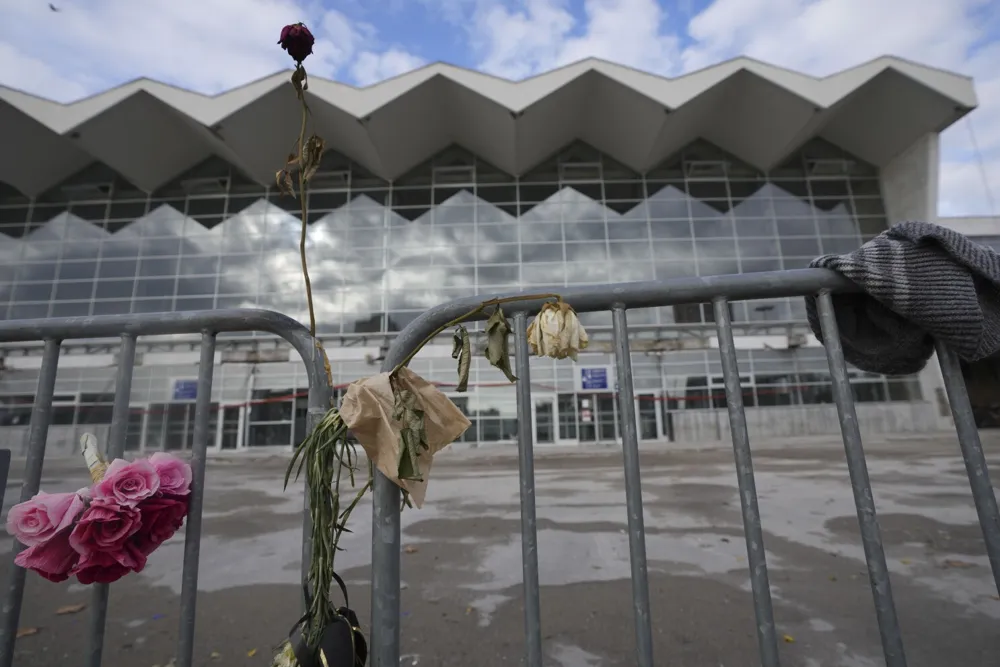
{"left": 278, "top": 23, "right": 315, "bottom": 65}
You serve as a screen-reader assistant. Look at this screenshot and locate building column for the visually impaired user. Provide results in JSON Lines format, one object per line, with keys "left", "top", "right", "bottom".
{"left": 880, "top": 132, "right": 951, "bottom": 430}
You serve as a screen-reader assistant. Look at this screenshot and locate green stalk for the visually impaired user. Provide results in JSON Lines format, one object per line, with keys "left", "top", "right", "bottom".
{"left": 295, "top": 67, "right": 317, "bottom": 338}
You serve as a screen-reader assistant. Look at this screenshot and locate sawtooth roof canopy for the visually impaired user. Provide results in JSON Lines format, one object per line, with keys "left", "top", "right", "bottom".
{"left": 0, "top": 55, "right": 977, "bottom": 198}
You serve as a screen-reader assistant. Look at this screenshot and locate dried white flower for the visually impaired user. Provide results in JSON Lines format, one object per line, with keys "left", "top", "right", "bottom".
{"left": 526, "top": 301, "right": 589, "bottom": 360}
{"left": 270, "top": 641, "right": 298, "bottom": 667}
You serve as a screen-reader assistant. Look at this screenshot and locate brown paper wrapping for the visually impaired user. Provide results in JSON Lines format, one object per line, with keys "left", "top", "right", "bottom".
{"left": 339, "top": 367, "right": 471, "bottom": 508}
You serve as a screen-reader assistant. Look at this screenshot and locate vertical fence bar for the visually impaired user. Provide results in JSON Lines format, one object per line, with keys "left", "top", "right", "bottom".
{"left": 176, "top": 332, "right": 217, "bottom": 667}
{"left": 86, "top": 333, "right": 138, "bottom": 667}
{"left": 512, "top": 311, "right": 544, "bottom": 667}
{"left": 816, "top": 291, "right": 907, "bottom": 667}
{"left": 371, "top": 456, "right": 401, "bottom": 665}
{"left": 610, "top": 306, "right": 654, "bottom": 667}
{"left": 936, "top": 342, "right": 1000, "bottom": 594}
{"left": 712, "top": 298, "right": 781, "bottom": 667}
{"left": 0, "top": 451, "right": 9, "bottom": 518}
{"left": 0, "top": 339, "right": 61, "bottom": 667}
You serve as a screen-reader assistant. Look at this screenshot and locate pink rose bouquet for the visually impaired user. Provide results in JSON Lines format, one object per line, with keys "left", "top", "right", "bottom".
{"left": 5, "top": 445, "right": 192, "bottom": 585}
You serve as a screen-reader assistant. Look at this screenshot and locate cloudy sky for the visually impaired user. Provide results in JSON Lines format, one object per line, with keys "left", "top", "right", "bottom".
{"left": 0, "top": 0, "right": 997, "bottom": 216}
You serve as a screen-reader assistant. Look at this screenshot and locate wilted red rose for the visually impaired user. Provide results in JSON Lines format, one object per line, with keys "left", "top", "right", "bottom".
{"left": 131, "top": 495, "right": 189, "bottom": 557}
{"left": 72, "top": 547, "right": 145, "bottom": 585}
{"left": 278, "top": 23, "right": 315, "bottom": 65}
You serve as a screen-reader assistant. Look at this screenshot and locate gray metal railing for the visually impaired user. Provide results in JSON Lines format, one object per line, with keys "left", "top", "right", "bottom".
{"left": 1, "top": 270, "right": 998, "bottom": 667}
{"left": 0, "top": 309, "right": 333, "bottom": 667}
{"left": 372, "top": 268, "right": 1000, "bottom": 667}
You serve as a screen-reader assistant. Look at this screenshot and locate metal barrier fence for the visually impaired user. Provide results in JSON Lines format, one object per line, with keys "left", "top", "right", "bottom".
{"left": 373, "top": 268, "right": 1000, "bottom": 667}
{"left": 0, "top": 309, "right": 333, "bottom": 667}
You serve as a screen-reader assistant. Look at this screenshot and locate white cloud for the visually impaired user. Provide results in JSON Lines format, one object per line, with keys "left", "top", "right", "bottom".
{"left": 0, "top": 41, "right": 92, "bottom": 101}
{"left": 350, "top": 49, "right": 427, "bottom": 86}
{"left": 0, "top": 0, "right": 422, "bottom": 99}
{"left": 472, "top": 0, "right": 678, "bottom": 79}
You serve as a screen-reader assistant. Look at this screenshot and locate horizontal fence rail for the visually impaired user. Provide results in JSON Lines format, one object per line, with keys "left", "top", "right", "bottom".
{"left": 0, "top": 309, "right": 333, "bottom": 667}
{"left": 374, "top": 268, "right": 1000, "bottom": 667}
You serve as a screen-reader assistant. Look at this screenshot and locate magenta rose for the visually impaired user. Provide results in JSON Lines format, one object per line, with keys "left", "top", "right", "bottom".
{"left": 6, "top": 491, "right": 85, "bottom": 547}
{"left": 147, "top": 452, "right": 192, "bottom": 497}
{"left": 278, "top": 22, "right": 314, "bottom": 65}
{"left": 132, "top": 496, "right": 188, "bottom": 557}
{"left": 69, "top": 498, "right": 142, "bottom": 556}
{"left": 14, "top": 528, "right": 79, "bottom": 583}
{"left": 72, "top": 546, "right": 145, "bottom": 585}
{"left": 92, "top": 458, "right": 159, "bottom": 507}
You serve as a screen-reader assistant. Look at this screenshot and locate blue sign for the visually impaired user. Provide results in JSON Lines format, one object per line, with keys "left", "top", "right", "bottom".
{"left": 580, "top": 367, "right": 609, "bottom": 391}
{"left": 172, "top": 380, "right": 199, "bottom": 401}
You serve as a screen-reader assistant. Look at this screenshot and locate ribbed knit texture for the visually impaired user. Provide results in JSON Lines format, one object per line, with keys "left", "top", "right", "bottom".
{"left": 804, "top": 221, "right": 1000, "bottom": 375}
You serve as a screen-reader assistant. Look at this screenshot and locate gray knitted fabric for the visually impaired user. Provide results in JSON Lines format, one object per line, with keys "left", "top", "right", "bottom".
{"left": 804, "top": 221, "right": 1000, "bottom": 376}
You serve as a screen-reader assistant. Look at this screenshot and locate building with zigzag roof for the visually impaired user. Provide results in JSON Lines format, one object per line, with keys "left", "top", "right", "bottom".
{"left": 0, "top": 56, "right": 989, "bottom": 451}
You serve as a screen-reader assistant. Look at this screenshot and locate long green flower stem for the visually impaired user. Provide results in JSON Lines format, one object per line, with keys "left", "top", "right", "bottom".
{"left": 295, "top": 68, "right": 318, "bottom": 338}
{"left": 287, "top": 63, "right": 344, "bottom": 648}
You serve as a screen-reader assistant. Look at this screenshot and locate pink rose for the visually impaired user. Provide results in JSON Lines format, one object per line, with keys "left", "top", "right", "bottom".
{"left": 148, "top": 452, "right": 192, "bottom": 497}
{"left": 93, "top": 458, "right": 160, "bottom": 507}
{"left": 6, "top": 491, "right": 85, "bottom": 547}
{"left": 69, "top": 498, "right": 141, "bottom": 556}
{"left": 72, "top": 546, "right": 145, "bottom": 585}
{"left": 132, "top": 496, "right": 188, "bottom": 556}
{"left": 14, "top": 528, "right": 79, "bottom": 583}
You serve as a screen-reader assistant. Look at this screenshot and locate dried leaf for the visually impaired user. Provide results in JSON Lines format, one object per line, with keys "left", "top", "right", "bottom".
{"left": 782, "top": 634, "right": 795, "bottom": 643}
{"left": 484, "top": 306, "right": 517, "bottom": 383}
{"left": 55, "top": 603, "right": 86, "bottom": 615}
{"left": 210, "top": 651, "right": 222, "bottom": 660}
{"left": 452, "top": 325, "right": 471, "bottom": 392}
{"left": 300, "top": 134, "right": 325, "bottom": 184}
{"left": 247, "top": 648, "right": 258, "bottom": 657}
{"left": 900, "top": 558, "right": 912, "bottom": 565}
{"left": 16, "top": 627, "right": 39, "bottom": 638}
{"left": 941, "top": 559, "right": 976, "bottom": 569}
{"left": 404, "top": 545, "right": 419, "bottom": 554}
{"left": 392, "top": 388, "right": 428, "bottom": 482}
{"left": 275, "top": 169, "right": 295, "bottom": 198}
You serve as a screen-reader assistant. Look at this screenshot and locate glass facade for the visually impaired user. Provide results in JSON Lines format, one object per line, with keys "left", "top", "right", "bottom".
{"left": 0, "top": 138, "right": 888, "bottom": 330}
{"left": 0, "top": 137, "right": 925, "bottom": 448}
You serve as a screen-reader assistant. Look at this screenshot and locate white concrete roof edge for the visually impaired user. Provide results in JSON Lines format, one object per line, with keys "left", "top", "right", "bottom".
{"left": 0, "top": 55, "right": 978, "bottom": 197}
{"left": 0, "top": 55, "right": 976, "bottom": 131}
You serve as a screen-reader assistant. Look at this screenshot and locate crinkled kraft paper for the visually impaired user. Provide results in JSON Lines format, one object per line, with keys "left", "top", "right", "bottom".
{"left": 339, "top": 367, "right": 471, "bottom": 508}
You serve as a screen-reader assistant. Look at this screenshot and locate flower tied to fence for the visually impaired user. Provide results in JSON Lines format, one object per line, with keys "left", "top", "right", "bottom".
{"left": 269, "top": 21, "right": 592, "bottom": 667}
{"left": 6, "top": 434, "right": 192, "bottom": 586}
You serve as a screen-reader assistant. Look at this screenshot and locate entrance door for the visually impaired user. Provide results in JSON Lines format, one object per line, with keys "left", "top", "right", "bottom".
{"left": 533, "top": 395, "right": 574, "bottom": 445}
{"left": 636, "top": 393, "right": 660, "bottom": 441}
{"left": 533, "top": 396, "right": 555, "bottom": 445}
{"left": 575, "top": 393, "right": 618, "bottom": 443}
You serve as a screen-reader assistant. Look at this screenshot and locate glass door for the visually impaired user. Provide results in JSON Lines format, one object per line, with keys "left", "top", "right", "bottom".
{"left": 575, "top": 393, "right": 619, "bottom": 442}
{"left": 533, "top": 396, "right": 555, "bottom": 445}
{"left": 636, "top": 393, "right": 660, "bottom": 441}
{"left": 532, "top": 395, "right": 575, "bottom": 445}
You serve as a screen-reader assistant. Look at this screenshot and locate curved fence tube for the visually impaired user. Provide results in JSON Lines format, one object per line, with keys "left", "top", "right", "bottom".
{"left": 0, "top": 310, "right": 332, "bottom": 667}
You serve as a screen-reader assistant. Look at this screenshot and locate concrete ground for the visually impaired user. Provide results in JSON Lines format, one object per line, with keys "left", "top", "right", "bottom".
{"left": 1, "top": 435, "right": 999, "bottom": 667}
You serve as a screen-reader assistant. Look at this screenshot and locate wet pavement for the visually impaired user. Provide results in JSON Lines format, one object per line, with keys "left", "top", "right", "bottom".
{"left": 2, "top": 435, "right": 999, "bottom": 666}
